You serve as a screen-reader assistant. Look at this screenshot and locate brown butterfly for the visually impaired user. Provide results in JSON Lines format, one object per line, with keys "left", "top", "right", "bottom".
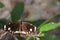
{"left": 3, "top": 21, "right": 40, "bottom": 37}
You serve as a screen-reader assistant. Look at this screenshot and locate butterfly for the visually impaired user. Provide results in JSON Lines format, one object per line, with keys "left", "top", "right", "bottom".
{"left": 3, "top": 21, "right": 40, "bottom": 37}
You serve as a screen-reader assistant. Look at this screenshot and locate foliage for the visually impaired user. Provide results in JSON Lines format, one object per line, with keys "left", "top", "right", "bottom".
{"left": 39, "top": 22, "right": 60, "bottom": 32}
{"left": 26, "top": 36, "right": 32, "bottom": 40}
{"left": 35, "top": 37, "right": 40, "bottom": 40}
{"left": 27, "top": 20, "right": 45, "bottom": 27}
{"left": 11, "top": 2, "right": 24, "bottom": 22}
{"left": 17, "top": 36, "right": 25, "bottom": 40}
{"left": 0, "top": 19, "right": 9, "bottom": 29}
{"left": 43, "top": 34, "right": 60, "bottom": 40}
{"left": 0, "top": 2, "right": 4, "bottom": 8}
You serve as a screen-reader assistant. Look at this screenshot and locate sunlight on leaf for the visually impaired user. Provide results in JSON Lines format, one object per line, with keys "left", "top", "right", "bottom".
{"left": 40, "top": 33, "right": 45, "bottom": 37}
{"left": 35, "top": 37, "right": 40, "bottom": 40}
{"left": 39, "top": 22, "right": 60, "bottom": 32}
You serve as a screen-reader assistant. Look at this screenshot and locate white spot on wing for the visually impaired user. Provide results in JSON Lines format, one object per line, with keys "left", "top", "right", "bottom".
{"left": 8, "top": 27, "right": 10, "bottom": 30}
{"left": 29, "top": 31, "right": 30, "bottom": 33}
{"left": 34, "top": 27, "right": 36, "bottom": 32}
{"left": 14, "top": 31, "right": 19, "bottom": 33}
{"left": 9, "top": 23, "right": 11, "bottom": 24}
{"left": 4, "top": 25, "right": 6, "bottom": 28}
{"left": 30, "top": 24, "right": 32, "bottom": 25}
{"left": 14, "top": 31, "right": 26, "bottom": 34}
{"left": 10, "top": 30, "right": 11, "bottom": 32}
{"left": 26, "top": 32, "right": 28, "bottom": 34}
{"left": 30, "top": 29, "right": 32, "bottom": 31}
{"left": 22, "top": 31, "right": 26, "bottom": 34}
{"left": 4, "top": 25, "right": 6, "bottom": 30}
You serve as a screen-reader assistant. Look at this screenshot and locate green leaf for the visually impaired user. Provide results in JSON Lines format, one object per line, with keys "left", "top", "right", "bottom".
{"left": 43, "top": 34, "right": 60, "bottom": 40}
{"left": 11, "top": 2, "right": 24, "bottom": 22}
{"left": 0, "top": 2, "right": 4, "bottom": 8}
{"left": 17, "top": 36, "right": 25, "bottom": 40}
{"left": 40, "top": 33, "right": 45, "bottom": 37}
{"left": 0, "top": 19, "right": 9, "bottom": 29}
{"left": 35, "top": 37, "right": 40, "bottom": 40}
{"left": 27, "top": 20, "right": 45, "bottom": 27}
{"left": 26, "top": 36, "right": 32, "bottom": 40}
{"left": 39, "top": 14, "right": 59, "bottom": 27}
{"left": 39, "top": 22, "right": 60, "bottom": 32}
